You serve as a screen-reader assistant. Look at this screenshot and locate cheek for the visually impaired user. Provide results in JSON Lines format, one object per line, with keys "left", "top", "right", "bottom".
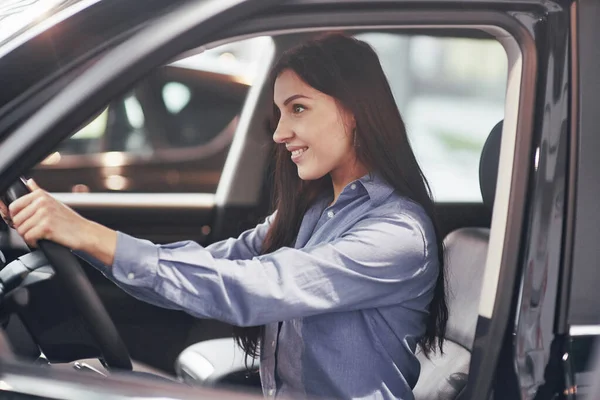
{"left": 296, "top": 108, "right": 352, "bottom": 159}
{"left": 306, "top": 132, "right": 352, "bottom": 173}
{"left": 322, "top": 121, "right": 353, "bottom": 154}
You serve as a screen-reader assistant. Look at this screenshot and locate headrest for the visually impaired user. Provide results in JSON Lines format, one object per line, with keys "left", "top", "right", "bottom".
{"left": 479, "top": 121, "right": 503, "bottom": 210}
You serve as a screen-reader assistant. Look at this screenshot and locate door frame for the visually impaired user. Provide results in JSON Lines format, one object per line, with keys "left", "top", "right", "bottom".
{"left": 0, "top": 1, "right": 542, "bottom": 398}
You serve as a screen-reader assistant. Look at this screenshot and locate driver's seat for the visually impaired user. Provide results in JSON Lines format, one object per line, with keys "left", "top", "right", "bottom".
{"left": 413, "top": 120, "right": 502, "bottom": 399}
{"left": 176, "top": 121, "right": 504, "bottom": 399}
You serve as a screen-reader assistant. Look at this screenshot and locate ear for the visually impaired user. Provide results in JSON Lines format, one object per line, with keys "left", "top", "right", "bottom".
{"left": 343, "top": 110, "right": 356, "bottom": 133}
{"left": 333, "top": 100, "right": 356, "bottom": 134}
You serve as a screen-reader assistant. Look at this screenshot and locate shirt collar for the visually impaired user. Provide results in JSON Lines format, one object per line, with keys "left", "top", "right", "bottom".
{"left": 356, "top": 172, "right": 395, "bottom": 204}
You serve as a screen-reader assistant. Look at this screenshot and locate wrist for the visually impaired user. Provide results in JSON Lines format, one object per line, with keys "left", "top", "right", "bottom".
{"left": 77, "top": 219, "right": 99, "bottom": 252}
{"left": 79, "top": 220, "right": 118, "bottom": 266}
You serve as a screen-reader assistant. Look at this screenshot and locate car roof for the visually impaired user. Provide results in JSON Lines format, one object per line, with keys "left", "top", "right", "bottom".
{"left": 0, "top": 0, "right": 100, "bottom": 53}
{"left": 0, "top": 0, "right": 184, "bottom": 113}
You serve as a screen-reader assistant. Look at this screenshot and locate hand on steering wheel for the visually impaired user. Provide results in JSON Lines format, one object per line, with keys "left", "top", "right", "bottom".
{"left": 0, "top": 178, "right": 132, "bottom": 371}
{"left": 0, "top": 179, "right": 90, "bottom": 250}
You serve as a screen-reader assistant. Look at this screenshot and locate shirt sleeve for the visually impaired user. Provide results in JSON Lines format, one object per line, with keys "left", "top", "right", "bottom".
{"left": 109, "top": 212, "right": 439, "bottom": 327}
{"left": 203, "top": 212, "right": 275, "bottom": 260}
{"left": 74, "top": 250, "right": 182, "bottom": 310}
{"left": 74, "top": 212, "right": 275, "bottom": 312}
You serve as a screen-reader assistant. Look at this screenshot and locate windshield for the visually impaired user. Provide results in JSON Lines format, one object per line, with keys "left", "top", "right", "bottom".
{"left": 0, "top": 0, "right": 100, "bottom": 50}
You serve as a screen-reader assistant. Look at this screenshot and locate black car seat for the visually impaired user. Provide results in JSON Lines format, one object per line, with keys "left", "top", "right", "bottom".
{"left": 413, "top": 120, "right": 503, "bottom": 400}
{"left": 175, "top": 121, "right": 505, "bottom": 397}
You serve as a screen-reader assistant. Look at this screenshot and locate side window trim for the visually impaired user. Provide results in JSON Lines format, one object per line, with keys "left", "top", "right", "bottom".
{"left": 53, "top": 192, "right": 215, "bottom": 209}
{"left": 571, "top": 326, "right": 600, "bottom": 336}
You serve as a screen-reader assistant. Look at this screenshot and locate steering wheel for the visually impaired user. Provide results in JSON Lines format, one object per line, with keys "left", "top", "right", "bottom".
{"left": 1, "top": 178, "right": 132, "bottom": 370}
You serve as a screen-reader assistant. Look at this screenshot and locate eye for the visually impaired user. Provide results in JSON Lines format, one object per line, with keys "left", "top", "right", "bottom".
{"left": 292, "top": 104, "right": 306, "bottom": 114}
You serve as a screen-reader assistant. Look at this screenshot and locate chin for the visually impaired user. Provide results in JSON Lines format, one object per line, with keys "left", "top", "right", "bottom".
{"left": 297, "top": 166, "right": 328, "bottom": 181}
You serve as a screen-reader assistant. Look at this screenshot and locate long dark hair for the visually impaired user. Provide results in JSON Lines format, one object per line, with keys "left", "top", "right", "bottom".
{"left": 233, "top": 33, "right": 447, "bottom": 362}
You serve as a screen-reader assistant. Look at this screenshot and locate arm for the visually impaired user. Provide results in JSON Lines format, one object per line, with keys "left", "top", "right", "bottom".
{"left": 4, "top": 180, "right": 274, "bottom": 266}
{"left": 203, "top": 212, "right": 275, "bottom": 260}
{"left": 74, "top": 249, "right": 183, "bottom": 310}
{"left": 77, "top": 212, "right": 276, "bottom": 266}
{"left": 6, "top": 184, "right": 437, "bottom": 325}
{"left": 75, "top": 213, "right": 275, "bottom": 310}
{"left": 106, "top": 212, "right": 439, "bottom": 326}
{"left": 4, "top": 178, "right": 276, "bottom": 311}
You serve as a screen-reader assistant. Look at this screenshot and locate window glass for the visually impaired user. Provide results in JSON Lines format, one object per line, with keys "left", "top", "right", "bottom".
{"left": 32, "top": 36, "right": 274, "bottom": 194}
{"left": 356, "top": 33, "right": 507, "bottom": 202}
{"left": 32, "top": 32, "right": 505, "bottom": 200}
{"left": 163, "top": 82, "right": 191, "bottom": 114}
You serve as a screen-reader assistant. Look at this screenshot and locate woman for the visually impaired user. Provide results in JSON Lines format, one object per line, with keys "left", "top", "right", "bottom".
{"left": 1, "top": 33, "right": 447, "bottom": 399}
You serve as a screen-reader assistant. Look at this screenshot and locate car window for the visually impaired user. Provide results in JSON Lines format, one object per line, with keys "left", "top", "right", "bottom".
{"left": 356, "top": 32, "right": 507, "bottom": 202}
{"left": 32, "top": 33, "right": 505, "bottom": 199}
{"left": 31, "top": 36, "right": 274, "bottom": 193}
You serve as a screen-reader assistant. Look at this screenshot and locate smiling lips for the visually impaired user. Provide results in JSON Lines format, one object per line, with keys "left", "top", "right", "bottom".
{"left": 287, "top": 146, "right": 309, "bottom": 163}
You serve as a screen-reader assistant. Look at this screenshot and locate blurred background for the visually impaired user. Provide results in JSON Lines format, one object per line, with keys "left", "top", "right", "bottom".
{"left": 2, "top": 0, "right": 508, "bottom": 203}
{"left": 33, "top": 32, "right": 506, "bottom": 202}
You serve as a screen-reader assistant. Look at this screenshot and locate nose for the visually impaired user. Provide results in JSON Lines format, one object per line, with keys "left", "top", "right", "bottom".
{"left": 272, "top": 119, "right": 293, "bottom": 144}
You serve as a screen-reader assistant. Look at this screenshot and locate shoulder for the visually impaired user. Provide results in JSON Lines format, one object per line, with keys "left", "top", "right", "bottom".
{"left": 359, "top": 173, "right": 436, "bottom": 246}
{"left": 363, "top": 194, "right": 438, "bottom": 259}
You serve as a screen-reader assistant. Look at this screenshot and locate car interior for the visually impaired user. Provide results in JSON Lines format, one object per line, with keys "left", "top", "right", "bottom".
{"left": 0, "top": 25, "right": 514, "bottom": 400}
{"left": 174, "top": 120, "right": 504, "bottom": 400}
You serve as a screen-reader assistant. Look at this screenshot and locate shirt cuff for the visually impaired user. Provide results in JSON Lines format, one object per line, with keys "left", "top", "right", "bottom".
{"left": 73, "top": 249, "right": 111, "bottom": 275}
{"left": 111, "top": 231, "right": 159, "bottom": 288}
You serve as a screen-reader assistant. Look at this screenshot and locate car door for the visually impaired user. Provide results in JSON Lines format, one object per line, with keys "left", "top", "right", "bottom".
{"left": 0, "top": 1, "right": 569, "bottom": 399}
{"left": 558, "top": 0, "right": 600, "bottom": 397}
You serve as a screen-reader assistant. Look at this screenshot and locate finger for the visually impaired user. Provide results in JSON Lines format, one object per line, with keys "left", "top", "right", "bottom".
{"left": 17, "top": 208, "right": 53, "bottom": 246}
{"left": 27, "top": 178, "right": 40, "bottom": 191}
{"left": 15, "top": 207, "right": 44, "bottom": 240}
{"left": 22, "top": 224, "right": 46, "bottom": 249}
{"left": 12, "top": 196, "right": 45, "bottom": 228}
{"left": 0, "top": 201, "right": 8, "bottom": 214}
{"left": 8, "top": 190, "right": 42, "bottom": 217}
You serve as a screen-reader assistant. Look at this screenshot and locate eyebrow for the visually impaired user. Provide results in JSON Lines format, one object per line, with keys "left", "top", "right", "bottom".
{"left": 283, "top": 94, "right": 310, "bottom": 106}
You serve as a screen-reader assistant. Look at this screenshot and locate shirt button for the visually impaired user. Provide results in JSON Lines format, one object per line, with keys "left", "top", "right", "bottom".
{"left": 327, "top": 210, "right": 334, "bottom": 218}
{"left": 127, "top": 273, "right": 135, "bottom": 280}
{"left": 271, "top": 340, "right": 276, "bottom": 347}
{"left": 351, "top": 183, "right": 357, "bottom": 190}
{"left": 268, "top": 389, "right": 275, "bottom": 396}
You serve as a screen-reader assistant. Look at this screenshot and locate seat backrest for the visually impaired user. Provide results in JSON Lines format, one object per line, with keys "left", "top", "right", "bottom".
{"left": 413, "top": 228, "right": 489, "bottom": 399}
{"left": 413, "top": 120, "right": 503, "bottom": 400}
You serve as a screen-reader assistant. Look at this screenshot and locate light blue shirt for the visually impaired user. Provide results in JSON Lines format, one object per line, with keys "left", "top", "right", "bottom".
{"left": 79, "top": 173, "right": 439, "bottom": 400}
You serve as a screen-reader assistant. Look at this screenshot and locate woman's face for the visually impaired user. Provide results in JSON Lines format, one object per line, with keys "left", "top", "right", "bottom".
{"left": 273, "top": 69, "right": 358, "bottom": 182}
